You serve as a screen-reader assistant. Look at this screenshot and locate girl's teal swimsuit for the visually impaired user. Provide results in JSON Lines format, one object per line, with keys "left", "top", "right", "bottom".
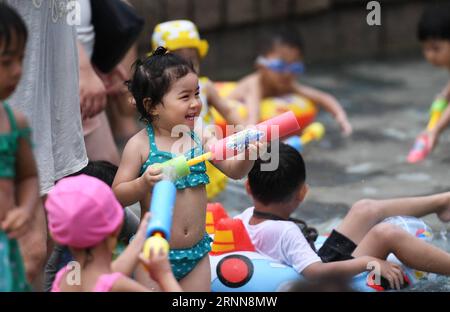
{"left": 140, "top": 124, "right": 212, "bottom": 280}
{"left": 0, "top": 102, "right": 31, "bottom": 292}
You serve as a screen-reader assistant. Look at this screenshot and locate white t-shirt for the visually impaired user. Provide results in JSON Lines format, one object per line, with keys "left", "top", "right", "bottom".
{"left": 6, "top": 0, "right": 88, "bottom": 195}
{"left": 77, "top": 0, "right": 95, "bottom": 58}
{"left": 235, "top": 207, "right": 321, "bottom": 274}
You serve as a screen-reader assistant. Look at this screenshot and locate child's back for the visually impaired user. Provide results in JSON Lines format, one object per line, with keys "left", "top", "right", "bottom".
{"left": 236, "top": 207, "right": 321, "bottom": 274}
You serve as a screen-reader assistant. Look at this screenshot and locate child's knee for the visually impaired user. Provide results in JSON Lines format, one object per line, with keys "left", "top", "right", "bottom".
{"left": 349, "top": 199, "right": 379, "bottom": 220}
{"left": 370, "top": 223, "right": 404, "bottom": 243}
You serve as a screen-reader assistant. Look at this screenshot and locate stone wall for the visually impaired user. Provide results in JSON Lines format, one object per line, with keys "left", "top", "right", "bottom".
{"left": 129, "top": 0, "right": 450, "bottom": 79}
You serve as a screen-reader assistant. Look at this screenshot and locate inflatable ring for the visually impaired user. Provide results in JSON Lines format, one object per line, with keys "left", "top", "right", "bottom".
{"left": 206, "top": 204, "right": 438, "bottom": 292}
{"left": 212, "top": 82, "right": 317, "bottom": 136}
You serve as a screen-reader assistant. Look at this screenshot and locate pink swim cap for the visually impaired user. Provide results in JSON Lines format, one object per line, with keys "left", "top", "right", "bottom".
{"left": 45, "top": 175, "right": 124, "bottom": 248}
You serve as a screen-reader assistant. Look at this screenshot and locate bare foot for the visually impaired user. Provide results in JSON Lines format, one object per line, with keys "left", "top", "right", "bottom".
{"left": 437, "top": 193, "right": 450, "bottom": 222}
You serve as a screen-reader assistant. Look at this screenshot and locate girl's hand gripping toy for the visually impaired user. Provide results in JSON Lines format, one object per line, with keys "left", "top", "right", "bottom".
{"left": 209, "top": 111, "right": 301, "bottom": 160}
{"left": 284, "top": 122, "right": 325, "bottom": 152}
{"left": 407, "top": 98, "right": 448, "bottom": 164}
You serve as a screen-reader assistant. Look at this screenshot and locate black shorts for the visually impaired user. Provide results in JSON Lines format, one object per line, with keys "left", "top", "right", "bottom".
{"left": 317, "top": 230, "right": 405, "bottom": 290}
{"left": 317, "top": 229, "right": 357, "bottom": 263}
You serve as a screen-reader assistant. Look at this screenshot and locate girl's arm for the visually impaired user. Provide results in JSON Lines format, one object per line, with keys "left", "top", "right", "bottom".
{"left": 139, "top": 253, "right": 183, "bottom": 292}
{"left": 112, "top": 136, "right": 163, "bottom": 207}
{"left": 111, "top": 276, "right": 153, "bottom": 292}
{"left": 111, "top": 213, "right": 149, "bottom": 276}
{"left": 205, "top": 80, "right": 243, "bottom": 126}
{"left": 293, "top": 82, "right": 352, "bottom": 136}
{"left": 202, "top": 132, "right": 259, "bottom": 180}
{"left": 1, "top": 112, "right": 39, "bottom": 239}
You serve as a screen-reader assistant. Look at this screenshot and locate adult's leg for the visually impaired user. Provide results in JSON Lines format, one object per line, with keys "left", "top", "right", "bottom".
{"left": 337, "top": 193, "right": 450, "bottom": 244}
{"left": 84, "top": 112, "right": 120, "bottom": 166}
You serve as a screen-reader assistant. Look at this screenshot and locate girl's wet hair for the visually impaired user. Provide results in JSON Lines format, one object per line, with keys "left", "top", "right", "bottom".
{"left": 126, "top": 46, "right": 196, "bottom": 124}
{"left": 418, "top": 3, "right": 450, "bottom": 41}
{"left": 0, "top": 3, "right": 27, "bottom": 54}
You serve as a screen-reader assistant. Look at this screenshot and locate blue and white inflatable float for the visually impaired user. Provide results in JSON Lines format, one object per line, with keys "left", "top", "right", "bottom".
{"left": 209, "top": 212, "right": 435, "bottom": 292}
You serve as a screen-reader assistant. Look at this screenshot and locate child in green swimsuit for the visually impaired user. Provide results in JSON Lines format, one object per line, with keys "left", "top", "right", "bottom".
{"left": 0, "top": 3, "right": 40, "bottom": 291}
{"left": 113, "top": 47, "right": 261, "bottom": 291}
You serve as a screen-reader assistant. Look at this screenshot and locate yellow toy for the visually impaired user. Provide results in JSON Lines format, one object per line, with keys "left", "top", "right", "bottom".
{"left": 284, "top": 122, "right": 325, "bottom": 152}
{"left": 407, "top": 98, "right": 448, "bottom": 164}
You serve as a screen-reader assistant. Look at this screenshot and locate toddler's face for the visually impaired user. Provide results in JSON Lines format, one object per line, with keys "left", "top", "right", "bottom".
{"left": 259, "top": 43, "right": 304, "bottom": 93}
{"left": 0, "top": 34, "right": 25, "bottom": 100}
{"left": 422, "top": 39, "right": 450, "bottom": 68}
{"left": 156, "top": 72, "right": 202, "bottom": 130}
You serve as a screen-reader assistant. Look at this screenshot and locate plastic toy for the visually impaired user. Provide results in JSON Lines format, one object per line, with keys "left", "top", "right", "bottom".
{"left": 407, "top": 98, "right": 448, "bottom": 163}
{"left": 142, "top": 180, "right": 177, "bottom": 258}
{"left": 284, "top": 122, "right": 325, "bottom": 152}
{"left": 210, "top": 111, "right": 300, "bottom": 160}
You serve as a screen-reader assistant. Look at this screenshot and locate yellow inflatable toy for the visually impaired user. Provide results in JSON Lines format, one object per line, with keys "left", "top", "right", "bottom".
{"left": 212, "top": 82, "right": 317, "bottom": 136}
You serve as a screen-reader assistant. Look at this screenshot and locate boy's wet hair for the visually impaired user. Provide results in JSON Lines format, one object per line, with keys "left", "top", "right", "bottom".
{"left": 0, "top": 3, "right": 27, "bottom": 54}
{"left": 260, "top": 28, "right": 304, "bottom": 56}
{"left": 418, "top": 3, "right": 450, "bottom": 41}
{"left": 126, "top": 46, "right": 196, "bottom": 124}
{"left": 248, "top": 142, "right": 306, "bottom": 205}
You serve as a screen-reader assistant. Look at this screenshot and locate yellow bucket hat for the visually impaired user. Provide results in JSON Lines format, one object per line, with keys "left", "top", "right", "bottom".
{"left": 151, "top": 20, "right": 209, "bottom": 58}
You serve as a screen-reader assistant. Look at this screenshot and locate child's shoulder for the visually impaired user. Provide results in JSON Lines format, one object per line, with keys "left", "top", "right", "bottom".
{"left": 239, "top": 208, "right": 299, "bottom": 236}
{"left": 122, "top": 128, "right": 150, "bottom": 157}
{"left": 126, "top": 128, "right": 149, "bottom": 147}
{"left": 266, "top": 219, "right": 300, "bottom": 236}
{"left": 11, "top": 109, "right": 29, "bottom": 130}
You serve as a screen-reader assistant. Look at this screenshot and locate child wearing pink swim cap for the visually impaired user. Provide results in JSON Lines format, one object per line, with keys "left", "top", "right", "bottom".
{"left": 45, "top": 174, "right": 181, "bottom": 292}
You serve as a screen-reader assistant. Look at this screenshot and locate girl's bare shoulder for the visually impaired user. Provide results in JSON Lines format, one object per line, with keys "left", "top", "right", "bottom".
{"left": 125, "top": 128, "right": 149, "bottom": 148}
{"left": 12, "top": 110, "right": 29, "bottom": 129}
{"left": 122, "top": 128, "right": 150, "bottom": 160}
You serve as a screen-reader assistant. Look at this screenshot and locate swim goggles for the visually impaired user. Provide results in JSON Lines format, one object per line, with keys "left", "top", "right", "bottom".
{"left": 256, "top": 56, "right": 305, "bottom": 74}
